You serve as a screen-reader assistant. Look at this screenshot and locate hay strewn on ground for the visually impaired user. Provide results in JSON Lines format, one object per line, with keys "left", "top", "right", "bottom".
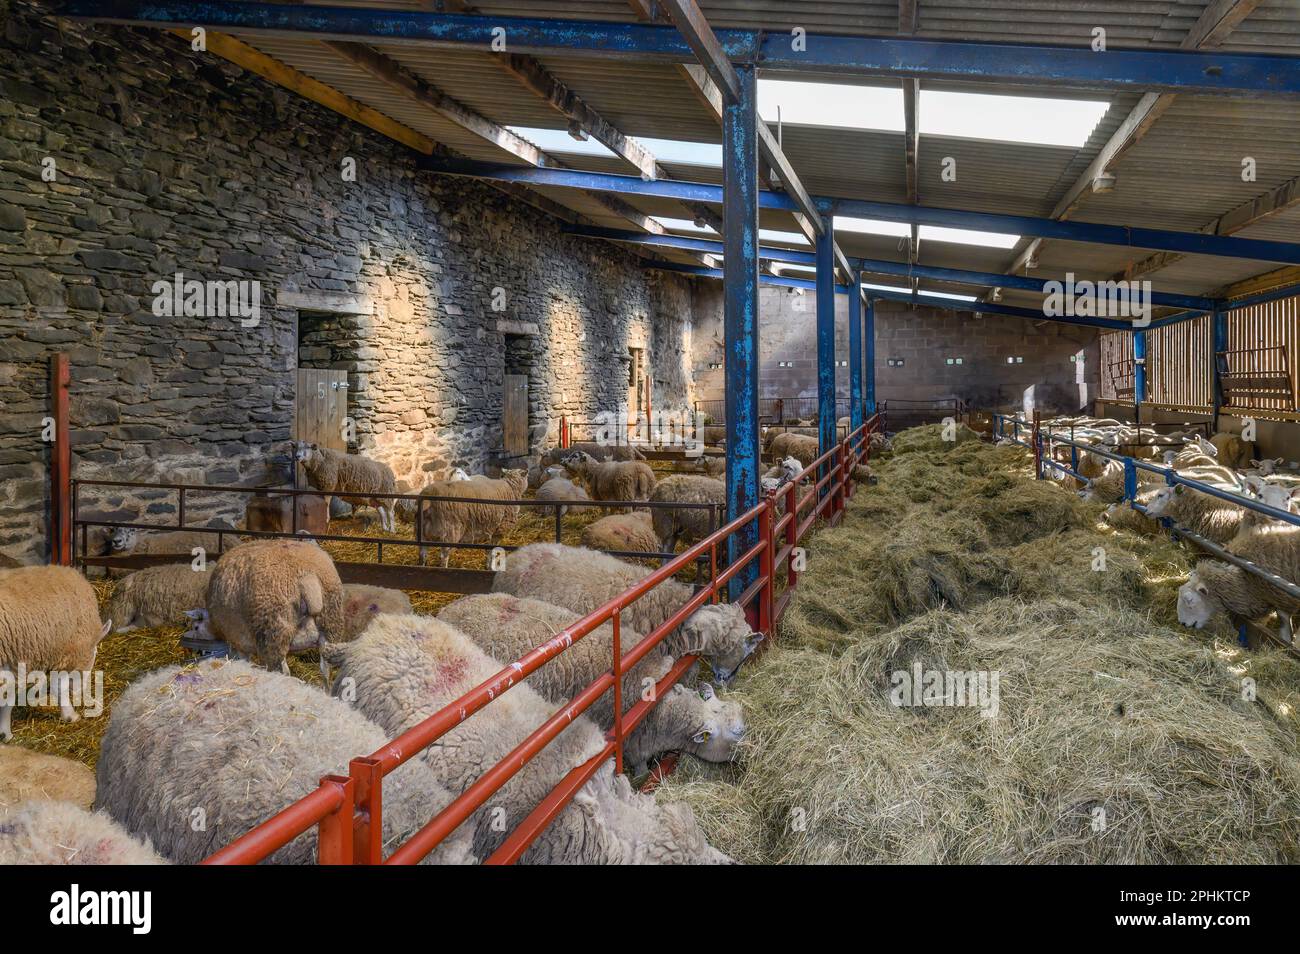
{"left": 659, "top": 426, "right": 1300, "bottom": 864}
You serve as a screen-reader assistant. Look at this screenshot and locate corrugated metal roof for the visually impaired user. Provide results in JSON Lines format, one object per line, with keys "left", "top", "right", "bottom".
{"left": 206, "top": 1, "right": 1300, "bottom": 301}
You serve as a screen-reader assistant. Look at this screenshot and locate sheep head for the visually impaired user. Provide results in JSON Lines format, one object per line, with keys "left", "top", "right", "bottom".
{"left": 680, "top": 603, "right": 763, "bottom": 685}
{"left": 1243, "top": 476, "right": 1300, "bottom": 514}
{"left": 559, "top": 450, "right": 596, "bottom": 476}
{"left": 293, "top": 440, "right": 320, "bottom": 464}
{"left": 1143, "top": 484, "right": 1181, "bottom": 517}
{"left": 1177, "top": 568, "right": 1222, "bottom": 630}
{"left": 669, "top": 681, "right": 745, "bottom": 764}
{"left": 109, "top": 527, "right": 138, "bottom": 552}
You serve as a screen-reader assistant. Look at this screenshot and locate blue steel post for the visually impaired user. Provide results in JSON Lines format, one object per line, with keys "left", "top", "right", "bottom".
{"left": 864, "top": 296, "right": 877, "bottom": 418}
{"left": 723, "top": 64, "right": 760, "bottom": 602}
{"left": 1211, "top": 307, "right": 1228, "bottom": 429}
{"left": 815, "top": 217, "right": 837, "bottom": 500}
{"left": 1133, "top": 330, "right": 1148, "bottom": 424}
{"left": 848, "top": 285, "right": 863, "bottom": 435}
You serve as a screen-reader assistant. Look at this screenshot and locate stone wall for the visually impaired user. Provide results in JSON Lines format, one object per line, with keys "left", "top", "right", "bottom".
{"left": 691, "top": 285, "right": 1100, "bottom": 417}
{"left": 0, "top": 1, "right": 697, "bottom": 561}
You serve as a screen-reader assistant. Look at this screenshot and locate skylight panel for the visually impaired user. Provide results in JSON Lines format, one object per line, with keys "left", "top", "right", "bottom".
{"left": 832, "top": 217, "right": 911, "bottom": 239}
{"left": 920, "top": 91, "right": 1108, "bottom": 148}
{"left": 758, "top": 80, "right": 904, "bottom": 132}
{"left": 919, "top": 225, "right": 1020, "bottom": 249}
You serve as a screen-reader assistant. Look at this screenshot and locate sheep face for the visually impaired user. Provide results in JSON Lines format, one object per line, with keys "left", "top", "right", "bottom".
{"left": 1177, "top": 574, "right": 1219, "bottom": 630}
{"left": 109, "top": 527, "right": 137, "bottom": 552}
{"left": 450, "top": 468, "right": 471, "bottom": 481}
{"left": 1143, "top": 485, "right": 1180, "bottom": 517}
{"left": 1244, "top": 477, "right": 1299, "bottom": 514}
{"left": 681, "top": 603, "right": 763, "bottom": 685}
{"left": 675, "top": 681, "right": 745, "bottom": 763}
{"left": 293, "top": 441, "right": 320, "bottom": 464}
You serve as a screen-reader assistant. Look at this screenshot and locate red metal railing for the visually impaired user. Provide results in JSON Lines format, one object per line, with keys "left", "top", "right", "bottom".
{"left": 202, "top": 414, "right": 882, "bottom": 866}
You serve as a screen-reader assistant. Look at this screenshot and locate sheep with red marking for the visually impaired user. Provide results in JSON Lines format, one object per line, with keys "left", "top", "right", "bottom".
{"left": 0, "top": 801, "right": 167, "bottom": 865}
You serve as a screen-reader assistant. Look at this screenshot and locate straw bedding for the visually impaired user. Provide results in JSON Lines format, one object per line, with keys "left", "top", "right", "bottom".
{"left": 658, "top": 426, "right": 1300, "bottom": 864}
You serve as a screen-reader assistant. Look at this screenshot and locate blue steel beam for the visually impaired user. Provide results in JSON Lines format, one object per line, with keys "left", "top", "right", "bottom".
{"left": 1134, "top": 331, "right": 1149, "bottom": 410}
{"left": 848, "top": 283, "right": 864, "bottom": 433}
{"left": 863, "top": 297, "right": 877, "bottom": 418}
{"left": 421, "top": 160, "right": 1300, "bottom": 267}
{"left": 815, "top": 217, "right": 838, "bottom": 490}
{"left": 1211, "top": 308, "right": 1228, "bottom": 427}
{"left": 564, "top": 224, "right": 1218, "bottom": 312}
{"left": 723, "top": 64, "right": 760, "bottom": 603}
{"left": 64, "top": 3, "right": 1300, "bottom": 97}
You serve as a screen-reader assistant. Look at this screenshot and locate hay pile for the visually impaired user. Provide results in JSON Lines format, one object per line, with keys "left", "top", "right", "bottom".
{"left": 663, "top": 598, "right": 1300, "bottom": 864}
{"left": 660, "top": 424, "right": 1300, "bottom": 864}
{"left": 888, "top": 422, "right": 982, "bottom": 455}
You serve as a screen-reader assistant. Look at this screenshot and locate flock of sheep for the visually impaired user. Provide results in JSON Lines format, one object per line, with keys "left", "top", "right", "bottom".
{"left": 1024, "top": 415, "right": 1300, "bottom": 642}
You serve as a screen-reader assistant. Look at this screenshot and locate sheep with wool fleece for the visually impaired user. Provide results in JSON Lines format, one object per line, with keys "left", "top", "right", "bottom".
{"left": 417, "top": 469, "right": 528, "bottom": 567}
{"left": 695, "top": 455, "right": 725, "bottom": 478}
{"left": 190, "top": 539, "right": 345, "bottom": 676}
{"left": 1211, "top": 432, "right": 1257, "bottom": 470}
{"left": 581, "top": 511, "right": 661, "bottom": 558}
{"left": 542, "top": 442, "right": 645, "bottom": 465}
{"left": 104, "top": 563, "right": 212, "bottom": 633}
{"left": 561, "top": 451, "right": 656, "bottom": 506}
{"left": 106, "top": 527, "right": 229, "bottom": 577}
{"left": 322, "top": 614, "right": 731, "bottom": 863}
{"left": 1141, "top": 480, "right": 1254, "bottom": 544}
{"left": 649, "top": 474, "right": 725, "bottom": 552}
{"left": 535, "top": 474, "right": 590, "bottom": 517}
{"left": 768, "top": 432, "right": 819, "bottom": 467}
{"left": 0, "top": 566, "right": 110, "bottom": 742}
{"left": 436, "top": 593, "right": 745, "bottom": 773}
{"left": 294, "top": 442, "right": 399, "bottom": 532}
{"left": 0, "top": 801, "right": 167, "bottom": 865}
{"left": 94, "top": 658, "right": 475, "bottom": 865}
{"left": 0, "top": 746, "right": 96, "bottom": 811}
{"left": 341, "top": 583, "right": 412, "bottom": 640}
{"left": 1178, "top": 559, "right": 1300, "bottom": 643}
{"left": 491, "top": 542, "right": 763, "bottom": 684}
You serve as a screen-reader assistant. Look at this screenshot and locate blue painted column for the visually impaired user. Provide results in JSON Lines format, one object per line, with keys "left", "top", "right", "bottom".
{"left": 848, "top": 284, "right": 863, "bottom": 434}
{"left": 864, "top": 296, "right": 877, "bottom": 417}
{"left": 815, "top": 216, "right": 837, "bottom": 483}
{"left": 1133, "top": 329, "right": 1148, "bottom": 422}
{"left": 1211, "top": 307, "right": 1228, "bottom": 428}
{"left": 723, "top": 64, "right": 760, "bottom": 601}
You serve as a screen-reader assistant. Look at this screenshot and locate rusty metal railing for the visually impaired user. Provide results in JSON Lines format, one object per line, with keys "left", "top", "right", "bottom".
{"left": 202, "top": 415, "right": 881, "bottom": 866}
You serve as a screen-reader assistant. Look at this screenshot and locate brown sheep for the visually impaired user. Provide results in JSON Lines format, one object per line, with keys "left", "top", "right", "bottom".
{"left": 561, "top": 451, "right": 655, "bottom": 507}
{"left": 294, "top": 442, "right": 398, "bottom": 531}
{"left": 418, "top": 470, "right": 528, "bottom": 567}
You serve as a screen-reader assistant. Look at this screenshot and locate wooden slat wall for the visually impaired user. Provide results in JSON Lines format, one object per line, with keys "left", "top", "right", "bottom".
{"left": 1098, "top": 296, "right": 1299, "bottom": 413}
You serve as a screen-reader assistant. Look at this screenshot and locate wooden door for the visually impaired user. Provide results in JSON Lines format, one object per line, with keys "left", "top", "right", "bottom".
{"left": 295, "top": 369, "right": 348, "bottom": 484}
{"left": 504, "top": 373, "right": 529, "bottom": 458}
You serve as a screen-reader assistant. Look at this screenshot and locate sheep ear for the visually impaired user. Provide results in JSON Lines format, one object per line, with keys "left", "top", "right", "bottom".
{"left": 1174, "top": 484, "right": 1185, "bottom": 495}
{"left": 98, "top": 619, "right": 112, "bottom": 642}
{"left": 1195, "top": 582, "right": 1210, "bottom": 595}
{"left": 691, "top": 729, "right": 712, "bottom": 744}
{"left": 184, "top": 608, "right": 207, "bottom": 620}
{"left": 745, "top": 632, "right": 765, "bottom": 652}
{"left": 698, "top": 682, "right": 715, "bottom": 701}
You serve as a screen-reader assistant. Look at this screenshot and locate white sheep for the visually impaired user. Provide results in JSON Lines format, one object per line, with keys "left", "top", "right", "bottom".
{"left": 1239, "top": 476, "right": 1300, "bottom": 532}
{"left": 340, "top": 583, "right": 412, "bottom": 640}
{"left": 0, "top": 801, "right": 167, "bottom": 865}
{"left": 0, "top": 746, "right": 96, "bottom": 811}
{"left": 561, "top": 451, "right": 656, "bottom": 506}
{"left": 104, "top": 563, "right": 212, "bottom": 633}
{"left": 189, "top": 539, "right": 345, "bottom": 676}
{"left": 542, "top": 442, "right": 644, "bottom": 465}
{"left": 581, "top": 511, "right": 661, "bottom": 559}
{"left": 491, "top": 543, "right": 763, "bottom": 683}
{"left": 648, "top": 474, "right": 725, "bottom": 552}
{"left": 1142, "top": 481, "right": 1253, "bottom": 544}
{"left": 436, "top": 593, "right": 745, "bottom": 774}
{"left": 94, "top": 658, "right": 476, "bottom": 865}
{"left": 0, "top": 566, "right": 110, "bottom": 741}
{"left": 1178, "top": 559, "right": 1300, "bottom": 643}
{"left": 294, "top": 442, "right": 399, "bottom": 532}
{"left": 322, "top": 614, "right": 731, "bottom": 864}
{"left": 107, "top": 527, "right": 231, "bottom": 577}
{"left": 417, "top": 470, "right": 528, "bottom": 568}
{"left": 535, "top": 474, "right": 590, "bottom": 517}
{"left": 695, "top": 455, "right": 725, "bottom": 478}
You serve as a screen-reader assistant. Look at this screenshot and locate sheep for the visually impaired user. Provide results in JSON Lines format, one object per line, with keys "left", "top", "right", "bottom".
{"left": 104, "top": 563, "right": 212, "bottom": 632}
{"left": 243, "top": 490, "right": 328, "bottom": 536}
{"left": 341, "top": 583, "right": 412, "bottom": 640}
{"left": 437, "top": 593, "right": 745, "bottom": 774}
{"left": 1238, "top": 476, "right": 1300, "bottom": 532}
{"left": 492, "top": 543, "right": 763, "bottom": 683}
{"left": 417, "top": 470, "right": 528, "bottom": 568}
{"left": 1211, "top": 432, "right": 1257, "bottom": 470}
{"left": 561, "top": 451, "right": 656, "bottom": 506}
{"left": 695, "top": 455, "right": 725, "bottom": 478}
{"left": 0, "top": 746, "right": 96, "bottom": 811}
{"left": 1142, "top": 482, "right": 1253, "bottom": 544}
{"left": 648, "top": 474, "right": 725, "bottom": 552}
{"left": 535, "top": 473, "right": 590, "bottom": 517}
{"left": 94, "top": 658, "right": 476, "bottom": 865}
{"left": 541, "top": 442, "right": 644, "bottom": 465}
{"left": 768, "top": 432, "right": 819, "bottom": 467}
{"left": 322, "top": 614, "right": 730, "bottom": 864}
{"left": 0, "top": 801, "right": 167, "bottom": 865}
{"left": 1178, "top": 559, "right": 1300, "bottom": 643}
{"left": 108, "top": 526, "right": 229, "bottom": 565}
{"left": 0, "top": 566, "right": 111, "bottom": 741}
{"left": 581, "top": 511, "right": 661, "bottom": 558}
{"left": 191, "top": 539, "right": 345, "bottom": 676}
{"left": 294, "top": 442, "right": 399, "bottom": 532}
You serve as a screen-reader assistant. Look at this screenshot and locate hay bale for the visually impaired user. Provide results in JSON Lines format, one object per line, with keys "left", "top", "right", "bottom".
{"left": 888, "top": 423, "right": 982, "bottom": 456}
{"left": 661, "top": 599, "right": 1300, "bottom": 864}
